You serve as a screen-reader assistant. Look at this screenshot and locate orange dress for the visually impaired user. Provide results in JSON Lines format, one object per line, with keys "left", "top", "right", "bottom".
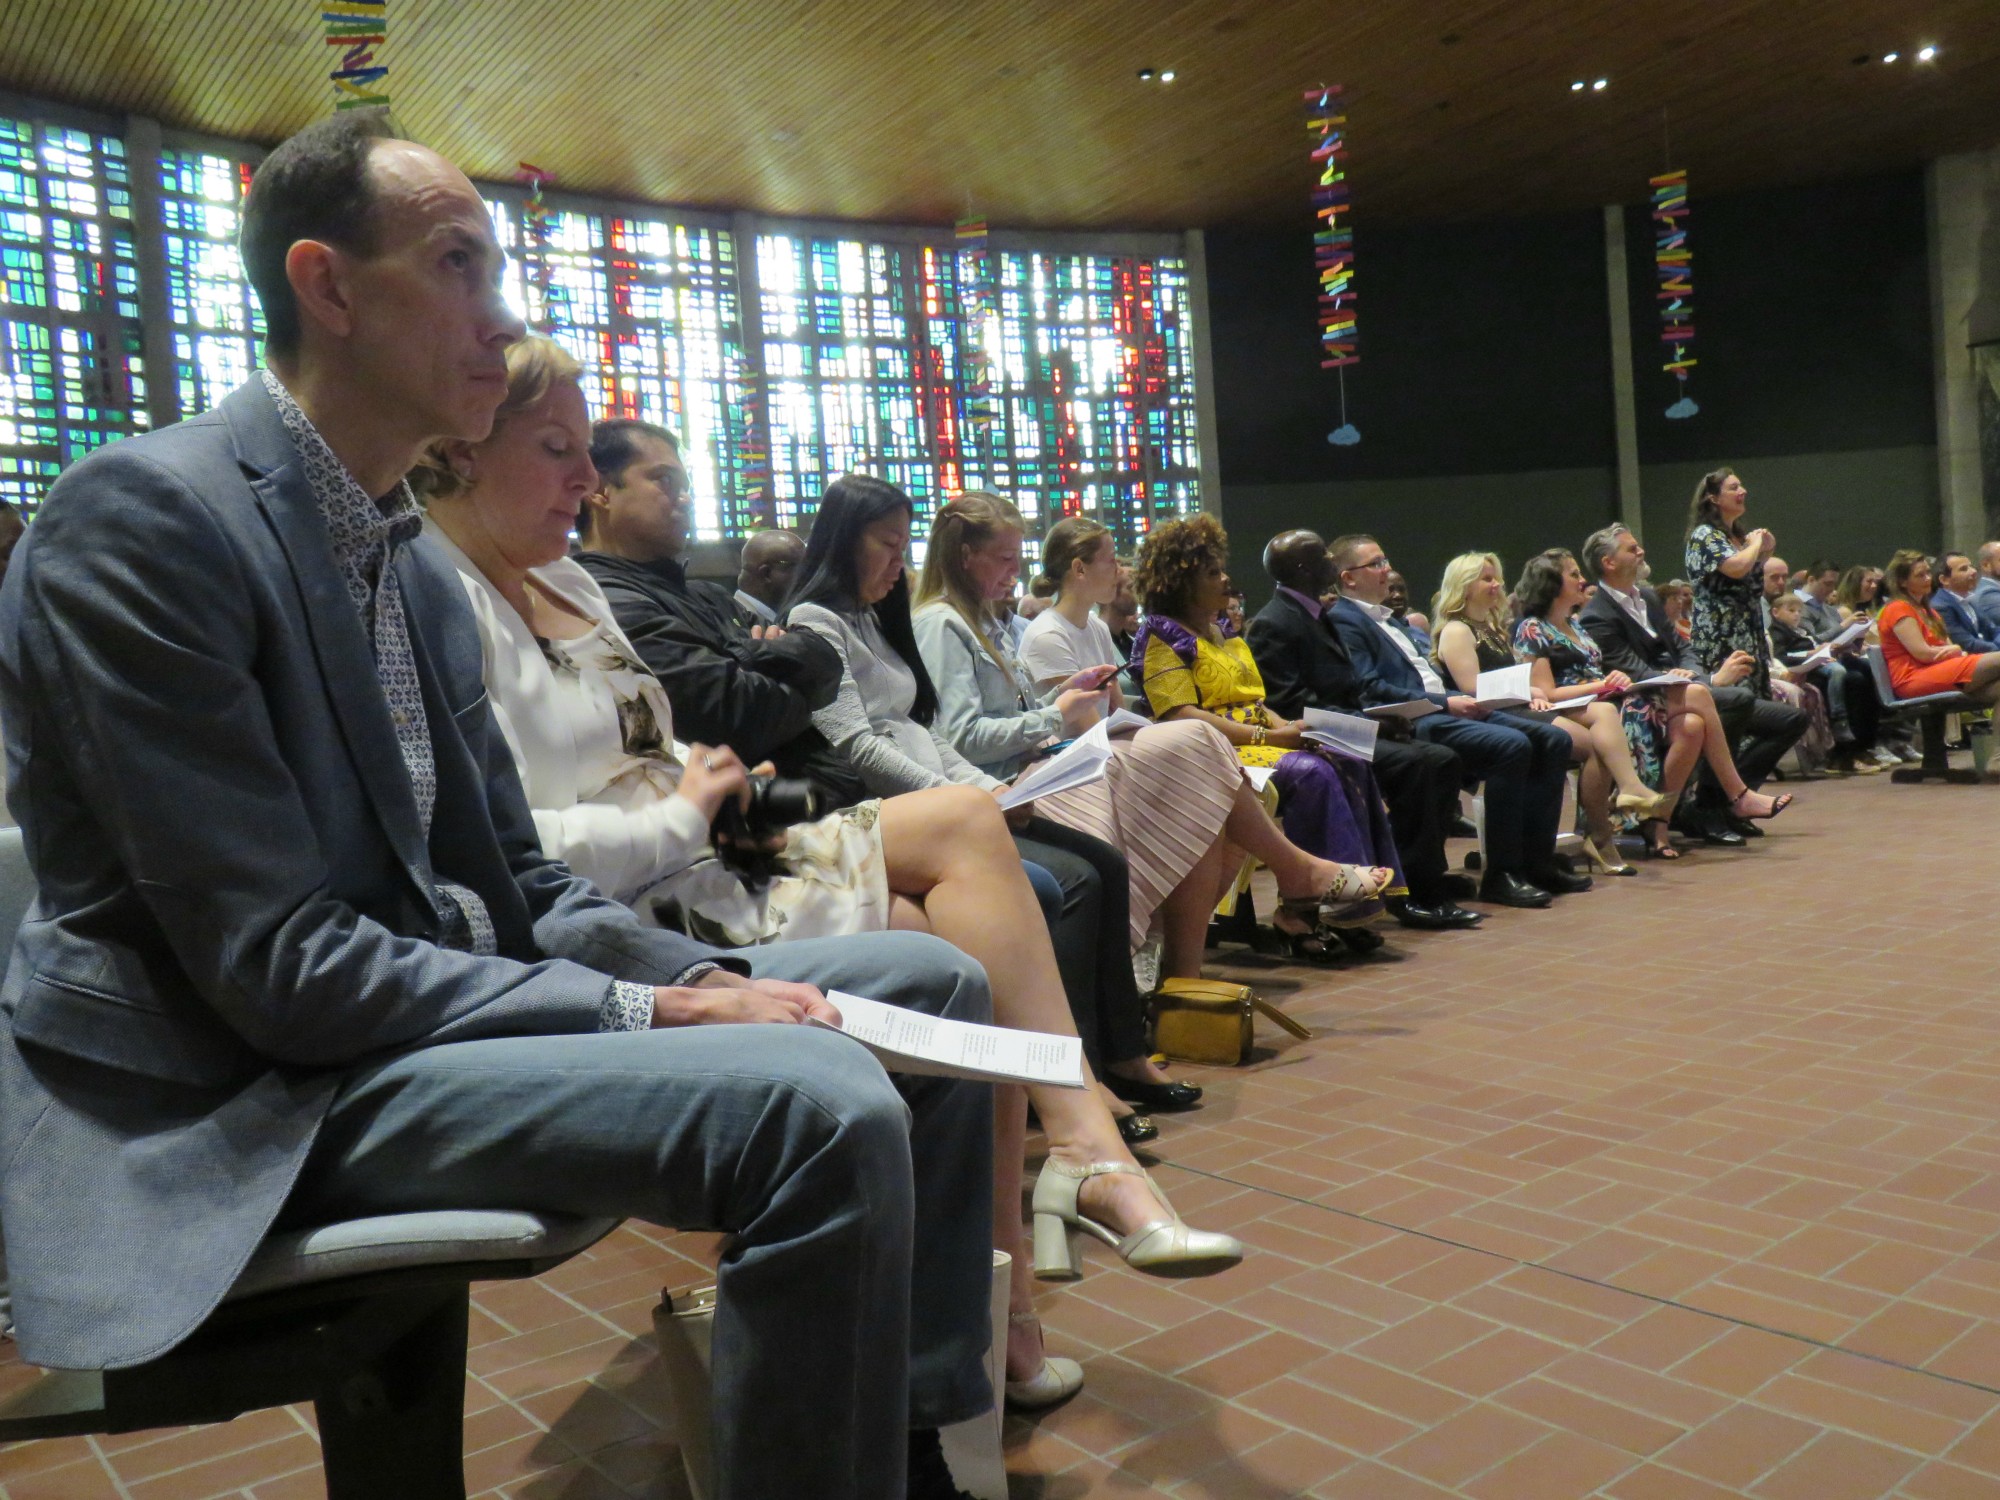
{"left": 1879, "top": 599, "right": 1981, "bottom": 696}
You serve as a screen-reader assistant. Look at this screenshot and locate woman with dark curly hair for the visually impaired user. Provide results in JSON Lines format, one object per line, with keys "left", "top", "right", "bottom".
{"left": 1130, "top": 514, "right": 1400, "bottom": 961}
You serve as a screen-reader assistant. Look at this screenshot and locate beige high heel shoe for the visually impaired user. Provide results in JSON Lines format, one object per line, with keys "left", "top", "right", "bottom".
{"left": 1031, "top": 1158, "right": 1245, "bottom": 1281}
{"left": 1613, "top": 789, "right": 1670, "bottom": 819}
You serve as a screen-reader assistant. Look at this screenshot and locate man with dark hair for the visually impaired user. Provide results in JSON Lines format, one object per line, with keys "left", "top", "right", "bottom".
{"left": 1306, "top": 532, "right": 1578, "bottom": 909}
{"left": 574, "top": 424, "right": 868, "bottom": 807}
{"left": 1579, "top": 524, "right": 1804, "bottom": 841}
{"left": 0, "top": 112, "right": 993, "bottom": 1500}
{"left": 1794, "top": 560, "right": 1845, "bottom": 641}
{"left": 1246, "top": 532, "right": 1481, "bottom": 931}
{"left": 1934, "top": 552, "right": 2000, "bottom": 652}
{"left": 1974, "top": 542, "right": 2000, "bottom": 639}
{"left": 735, "top": 528, "right": 805, "bottom": 625}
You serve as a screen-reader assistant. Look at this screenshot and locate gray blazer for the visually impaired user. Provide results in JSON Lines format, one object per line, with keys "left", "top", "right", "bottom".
{"left": 0, "top": 377, "right": 727, "bottom": 1371}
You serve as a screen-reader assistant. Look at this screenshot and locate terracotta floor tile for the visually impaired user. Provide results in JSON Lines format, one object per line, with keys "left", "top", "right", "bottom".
{"left": 3, "top": 1457, "right": 127, "bottom": 1500}
{"left": 1416, "top": 1328, "right": 1574, "bottom": 1397}
{"left": 1668, "top": 1325, "right": 1814, "bottom": 1397}
{"left": 1749, "top": 1430, "right": 1924, "bottom": 1500}
{"left": 1491, "top": 1375, "right": 1687, "bottom": 1455}
{"left": 1237, "top": 1375, "right": 1419, "bottom": 1456}
{"left": 1655, "top": 1404, "right": 1822, "bottom": 1488}
{"left": 1308, "top": 1457, "right": 1459, "bottom": 1498}
{"left": 1844, "top": 1299, "right": 1982, "bottom": 1367}
{"left": 1902, "top": 1460, "right": 2000, "bottom": 1499}
{"left": 1379, "top": 1401, "right": 1552, "bottom": 1488}
{"left": 1460, "top": 1430, "right": 1639, "bottom": 1500}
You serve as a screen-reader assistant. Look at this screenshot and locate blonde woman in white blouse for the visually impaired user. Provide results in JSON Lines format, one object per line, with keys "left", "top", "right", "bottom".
{"left": 418, "top": 338, "right": 1243, "bottom": 1410}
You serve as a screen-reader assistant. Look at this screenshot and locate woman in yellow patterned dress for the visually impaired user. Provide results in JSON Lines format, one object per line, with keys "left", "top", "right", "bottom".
{"left": 1131, "top": 515, "right": 1400, "bottom": 962}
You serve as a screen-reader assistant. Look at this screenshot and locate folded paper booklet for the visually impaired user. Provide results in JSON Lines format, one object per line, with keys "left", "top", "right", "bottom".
{"left": 810, "top": 991, "right": 1087, "bottom": 1088}
{"left": 1363, "top": 699, "right": 1440, "bottom": 721}
{"left": 1242, "top": 765, "right": 1275, "bottom": 792}
{"left": 998, "top": 720, "right": 1112, "bottom": 809}
{"left": 1829, "top": 619, "right": 1870, "bottom": 649}
{"left": 1473, "top": 662, "right": 1535, "bottom": 710}
{"left": 1791, "top": 644, "right": 1836, "bottom": 674}
{"left": 1102, "top": 707, "right": 1152, "bottom": 736}
{"left": 1300, "top": 706, "right": 1379, "bottom": 762}
{"left": 1621, "top": 673, "right": 1685, "bottom": 690}
{"left": 1521, "top": 697, "right": 1595, "bottom": 718}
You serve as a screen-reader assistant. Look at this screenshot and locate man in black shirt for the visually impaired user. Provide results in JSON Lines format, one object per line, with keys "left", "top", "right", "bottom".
{"left": 574, "top": 420, "right": 867, "bottom": 807}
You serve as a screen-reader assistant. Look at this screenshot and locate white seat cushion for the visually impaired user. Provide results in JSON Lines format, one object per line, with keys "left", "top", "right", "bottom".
{"left": 226, "top": 1211, "right": 620, "bottom": 1302}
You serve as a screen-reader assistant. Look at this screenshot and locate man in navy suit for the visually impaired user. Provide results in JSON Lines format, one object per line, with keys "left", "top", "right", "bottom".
{"left": 0, "top": 111, "right": 992, "bottom": 1500}
{"left": 1933, "top": 553, "right": 2000, "bottom": 653}
{"left": 1319, "top": 533, "right": 1582, "bottom": 909}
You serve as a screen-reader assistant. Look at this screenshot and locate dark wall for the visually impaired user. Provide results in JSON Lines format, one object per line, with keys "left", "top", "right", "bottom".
{"left": 1624, "top": 169, "right": 1938, "bottom": 566}
{"left": 1207, "top": 213, "right": 1617, "bottom": 484}
{"left": 1201, "top": 168, "right": 1940, "bottom": 608}
{"left": 1204, "top": 211, "right": 1619, "bottom": 604}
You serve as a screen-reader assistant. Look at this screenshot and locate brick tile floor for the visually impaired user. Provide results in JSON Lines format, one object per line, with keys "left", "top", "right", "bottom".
{"left": 4, "top": 769, "right": 1999, "bottom": 1496}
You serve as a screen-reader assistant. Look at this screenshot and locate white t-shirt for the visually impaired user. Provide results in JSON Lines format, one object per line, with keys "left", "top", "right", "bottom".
{"left": 1017, "top": 606, "right": 1122, "bottom": 689}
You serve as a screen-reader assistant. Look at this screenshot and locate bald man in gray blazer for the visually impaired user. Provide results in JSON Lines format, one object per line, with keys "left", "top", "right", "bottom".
{"left": 0, "top": 114, "right": 991, "bottom": 1500}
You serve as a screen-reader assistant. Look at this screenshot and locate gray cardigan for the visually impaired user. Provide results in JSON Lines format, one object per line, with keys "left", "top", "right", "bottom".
{"left": 787, "top": 601, "right": 1003, "bottom": 795}
{"left": 912, "top": 601, "right": 1063, "bottom": 780}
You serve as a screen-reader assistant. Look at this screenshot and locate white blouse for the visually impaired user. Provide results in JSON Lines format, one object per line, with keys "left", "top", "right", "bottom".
{"left": 423, "top": 523, "right": 711, "bottom": 907}
{"left": 1017, "top": 606, "right": 1123, "bottom": 691}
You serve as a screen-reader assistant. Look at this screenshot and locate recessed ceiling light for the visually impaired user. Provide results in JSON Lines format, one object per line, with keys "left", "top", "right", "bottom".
{"left": 1917, "top": 44, "right": 1938, "bottom": 61}
{"left": 1570, "top": 80, "right": 1585, "bottom": 91}
{"left": 1137, "top": 67, "right": 1155, "bottom": 81}
{"left": 1160, "top": 69, "right": 1177, "bottom": 82}
{"left": 1882, "top": 51, "right": 1899, "bottom": 63}
{"left": 1591, "top": 77, "right": 1608, "bottom": 90}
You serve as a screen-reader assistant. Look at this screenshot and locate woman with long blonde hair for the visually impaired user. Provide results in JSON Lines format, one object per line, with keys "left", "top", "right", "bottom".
{"left": 1431, "top": 551, "right": 1667, "bottom": 873}
{"left": 912, "top": 492, "right": 1395, "bottom": 967}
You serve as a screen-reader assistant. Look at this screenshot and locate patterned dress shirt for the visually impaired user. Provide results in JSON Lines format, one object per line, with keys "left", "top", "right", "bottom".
{"left": 259, "top": 371, "right": 663, "bottom": 1030}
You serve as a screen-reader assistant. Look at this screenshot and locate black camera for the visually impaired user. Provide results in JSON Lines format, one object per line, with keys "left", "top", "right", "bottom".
{"left": 712, "top": 775, "right": 821, "bottom": 886}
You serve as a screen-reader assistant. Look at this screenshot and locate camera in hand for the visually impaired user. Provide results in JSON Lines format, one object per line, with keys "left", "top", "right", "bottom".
{"left": 712, "top": 775, "right": 821, "bottom": 886}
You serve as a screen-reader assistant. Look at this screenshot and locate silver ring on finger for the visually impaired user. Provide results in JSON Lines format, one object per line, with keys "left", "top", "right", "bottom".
{"left": 703, "top": 753, "right": 717, "bottom": 771}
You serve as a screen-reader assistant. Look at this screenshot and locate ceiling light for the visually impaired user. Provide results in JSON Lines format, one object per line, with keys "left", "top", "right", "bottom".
{"left": 1160, "top": 69, "right": 1177, "bottom": 82}
{"left": 1136, "top": 67, "right": 1155, "bottom": 81}
{"left": 1591, "top": 77, "right": 1608, "bottom": 90}
{"left": 1882, "top": 51, "right": 1899, "bottom": 63}
{"left": 1570, "top": 80, "right": 1585, "bottom": 91}
{"left": 1917, "top": 45, "right": 1938, "bottom": 61}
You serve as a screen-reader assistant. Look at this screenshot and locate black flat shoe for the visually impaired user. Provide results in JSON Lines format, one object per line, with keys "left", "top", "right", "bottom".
{"left": 1526, "top": 863, "right": 1593, "bottom": 895}
{"left": 1388, "top": 898, "right": 1484, "bottom": 931}
{"left": 1107, "top": 1074, "right": 1204, "bottom": 1112}
{"left": 1117, "top": 1111, "right": 1159, "bottom": 1146}
{"left": 1477, "top": 872, "right": 1554, "bottom": 908}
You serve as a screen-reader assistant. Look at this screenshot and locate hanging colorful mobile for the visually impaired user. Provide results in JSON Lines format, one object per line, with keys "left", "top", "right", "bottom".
{"left": 323, "top": 0, "right": 388, "bottom": 110}
{"left": 736, "top": 366, "right": 771, "bottom": 505}
{"left": 1304, "top": 84, "right": 1359, "bottom": 445}
{"left": 515, "top": 162, "right": 568, "bottom": 333}
{"left": 1651, "top": 169, "right": 1698, "bottom": 419}
{"left": 954, "top": 215, "right": 1000, "bottom": 434}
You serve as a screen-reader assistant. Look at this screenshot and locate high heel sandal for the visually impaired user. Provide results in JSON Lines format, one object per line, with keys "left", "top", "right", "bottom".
{"left": 1031, "top": 1158, "right": 1245, "bottom": 1281}
{"left": 1613, "top": 789, "right": 1671, "bottom": 819}
{"left": 1729, "top": 788, "right": 1793, "bottom": 821}
{"left": 1636, "top": 819, "right": 1681, "bottom": 860}
{"left": 1583, "top": 836, "right": 1637, "bottom": 876}
{"left": 1271, "top": 898, "right": 1348, "bottom": 964}
{"left": 1004, "top": 1312, "right": 1084, "bottom": 1410}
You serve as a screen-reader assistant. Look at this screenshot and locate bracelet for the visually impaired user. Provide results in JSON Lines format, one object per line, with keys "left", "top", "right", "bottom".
{"left": 1251, "top": 723, "right": 1267, "bottom": 746}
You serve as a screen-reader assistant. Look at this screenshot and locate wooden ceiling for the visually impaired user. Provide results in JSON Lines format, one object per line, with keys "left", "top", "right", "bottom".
{"left": 4, "top": 0, "right": 1998, "bottom": 230}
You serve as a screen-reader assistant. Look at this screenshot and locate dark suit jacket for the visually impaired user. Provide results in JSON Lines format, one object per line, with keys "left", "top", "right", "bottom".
{"left": 1326, "top": 597, "right": 1452, "bottom": 709}
{"left": 1578, "top": 587, "right": 1699, "bottom": 679}
{"left": 1244, "top": 590, "right": 1370, "bottom": 719}
{"left": 576, "top": 551, "right": 867, "bottom": 807}
{"left": 1934, "top": 589, "right": 2000, "bottom": 654}
{"left": 0, "top": 378, "right": 729, "bottom": 1370}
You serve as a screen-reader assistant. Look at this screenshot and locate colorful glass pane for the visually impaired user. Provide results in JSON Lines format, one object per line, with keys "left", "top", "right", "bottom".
{"left": 0, "top": 115, "right": 146, "bottom": 517}
{"left": 159, "top": 147, "right": 263, "bottom": 417}
{"left": 493, "top": 197, "right": 756, "bottom": 540}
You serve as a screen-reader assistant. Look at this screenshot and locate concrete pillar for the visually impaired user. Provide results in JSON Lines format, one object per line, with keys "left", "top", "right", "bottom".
{"left": 1926, "top": 147, "right": 2000, "bottom": 550}
{"left": 1603, "top": 205, "right": 1643, "bottom": 542}
{"left": 1183, "top": 229, "right": 1225, "bottom": 518}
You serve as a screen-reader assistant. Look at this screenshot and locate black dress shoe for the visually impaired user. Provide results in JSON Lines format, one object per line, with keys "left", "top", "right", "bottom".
{"left": 1724, "top": 813, "right": 1764, "bottom": 838}
{"left": 1477, "top": 872, "right": 1554, "bottom": 908}
{"left": 1691, "top": 821, "right": 1746, "bottom": 847}
{"left": 1527, "top": 863, "right": 1593, "bottom": 895}
{"left": 1388, "top": 897, "right": 1484, "bottom": 930}
{"left": 909, "top": 1428, "right": 979, "bottom": 1500}
{"left": 1107, "top": 1073, "right": 1204, "bottom": 1112}
{"left": 1117, "top": 1111, "right": 1159, "bottom": 1146}
{"left": 1448, "top": 816, "right": 1480, "bottom": 839}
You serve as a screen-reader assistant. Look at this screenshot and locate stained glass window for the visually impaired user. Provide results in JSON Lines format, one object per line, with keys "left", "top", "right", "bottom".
{"left": 0, "top": 113, "right": 147, "bottom": 517}
{"left": 757, "top": 232, "right": 952, "bottom": 535}
{"left": 158, "top": 145, "right": 263, "bottom": 418}
{"left": 948, "top": 248, "right": 1201, "bottom": 557}
{"left": 492, "top": 196, "right": 756, "bottom": 540}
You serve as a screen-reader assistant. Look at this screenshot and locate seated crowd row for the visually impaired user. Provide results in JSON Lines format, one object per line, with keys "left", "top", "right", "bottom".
{"left": 7, "top": 114, "right": 1990, "bottom": 1500}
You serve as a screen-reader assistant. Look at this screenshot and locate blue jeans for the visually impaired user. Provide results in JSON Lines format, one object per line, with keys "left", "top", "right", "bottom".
{"left": 281, "top": 931, "right": 996, "bottom": 1500}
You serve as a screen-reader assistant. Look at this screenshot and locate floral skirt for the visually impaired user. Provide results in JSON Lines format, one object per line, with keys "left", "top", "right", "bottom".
{"left": 636, "top": 799, "right": 892, "bottom": 948}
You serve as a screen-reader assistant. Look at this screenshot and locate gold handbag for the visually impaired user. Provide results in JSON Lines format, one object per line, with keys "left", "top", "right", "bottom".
{"left": 1151, "top": 978, "right": 1310, "bottom": 1066}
